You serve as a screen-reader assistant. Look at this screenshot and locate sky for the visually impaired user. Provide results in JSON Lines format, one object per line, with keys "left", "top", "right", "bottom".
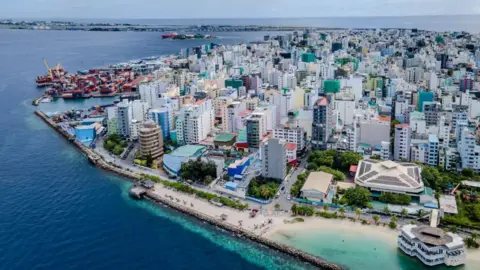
{"left": 2, "top": 0, "right": 480, "bottom": 19}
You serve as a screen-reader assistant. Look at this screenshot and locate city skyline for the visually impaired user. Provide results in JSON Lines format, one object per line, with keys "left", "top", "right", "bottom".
{"left": 2, "top": 0, "right": 480, "bottom": 19}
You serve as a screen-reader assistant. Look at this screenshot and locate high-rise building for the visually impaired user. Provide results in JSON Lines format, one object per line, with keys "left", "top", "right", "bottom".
{"left": 261, "top": 138, "right": 287, "bottom": 181}
{"left": 246, "top": 112, "right": 267, "bottom": 149}
{"left": 149, "top": 107, "right": 173, "bottom": 140}
{"left": 394, "top": 124, "right": 412, "bottom": 161}
{"left": 176, "top": 99, "right": 214, "bottom": 145}
{"left": 117, "top": 102, "right": 132, "bottom": 138}
{"left": 312, "top": 97, "right": 333, "bottom": 150}
{"left": 380, "top": 141, "right": 390, "bottom": 160}
{"left": 423, "top": 102, "right": 441, "bottom": 126}
{"left": 139, "top": 120, "right": 164, "bottom": 159}
{"left": 213, "top": 97, "right": 233, "bottom": 131}
{"left": 458, "top": 128, "right": 480, "bottom": 171}
{"left": 427, "top": 135, "right": 439, "bottom": 167}
{"left": 273, "top": 111, "right": 306, "bottom": 153}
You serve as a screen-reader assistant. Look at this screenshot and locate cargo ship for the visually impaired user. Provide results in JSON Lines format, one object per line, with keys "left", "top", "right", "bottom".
{"left": 161, "top": 32, "right": 178, "bottom": 39}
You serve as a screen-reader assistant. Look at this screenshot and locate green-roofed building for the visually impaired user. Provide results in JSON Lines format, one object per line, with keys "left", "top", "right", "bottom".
{"left": 323, "top": 80, "right": 341, "bottom": 93}
{"left": 301, "top": 53, "right": 316, "bottom": 63}
{"left": 214, "top": 132, "right": 237, "bottom": 147}
{"left": 225, "top": 79, "right": 244, "bottom": 89}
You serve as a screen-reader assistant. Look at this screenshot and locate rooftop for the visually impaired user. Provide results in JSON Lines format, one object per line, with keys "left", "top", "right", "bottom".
{"left": 355, "top": 159, "right": 424, "bottom": 193}
{"left": 170, "top": 145, "right": 206, "bottom": 157}
{"left": 286, "top": 142, "right": 297, "bottom": 151}
{"left": 301, "top": 171, "right": 334, "bottom": 194}
{"left": 407, "top": 225, "right": 454, "bottom": 246}
{"left": 214, "top": 132, "right": 236, "bottom": 142}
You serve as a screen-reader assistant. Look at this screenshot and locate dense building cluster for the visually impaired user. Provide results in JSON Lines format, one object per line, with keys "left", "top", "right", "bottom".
{"left": 104, "top": 28, "right": 480, "bottom": 180}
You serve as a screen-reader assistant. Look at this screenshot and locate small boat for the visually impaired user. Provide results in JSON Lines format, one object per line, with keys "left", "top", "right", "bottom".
{"left": 40, "top": 97, "right": 52, "bottom": 103}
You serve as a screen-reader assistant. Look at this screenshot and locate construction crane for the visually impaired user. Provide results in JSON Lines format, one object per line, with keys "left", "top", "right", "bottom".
{"left": 43, "top": 58, "right": 53, "bottom": 78}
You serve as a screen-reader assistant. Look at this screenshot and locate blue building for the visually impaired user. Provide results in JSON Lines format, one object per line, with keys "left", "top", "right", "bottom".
{"left": 227, "top": 157, "right": 250, "bottom": 177}
{"left": 427, "top": 135, "right": 439, "bottom": 167}
{"left": 149, "top": 107, "right": 172, "bottom": 140}
{"left": 418, "top": 91, "right": 434, "bottom": 112}
{"left": 74, "top": 124, "right": 96, "bottom": 146}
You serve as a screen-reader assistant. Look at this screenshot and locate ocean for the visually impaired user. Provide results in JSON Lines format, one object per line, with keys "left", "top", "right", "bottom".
{"left": 0, "top": 16, "right": 477, "bottom": 269}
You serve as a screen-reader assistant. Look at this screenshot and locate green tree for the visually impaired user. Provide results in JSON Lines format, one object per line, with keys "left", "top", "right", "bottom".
{"left": 340, "top": 151, "right": 363, "bottom": 169}
{"left": 274, "top": 203, "right": 280, "bottom": 211}
{"left": 391, "top": 216, "right": 398, "bottom": 223}
{"left": 205, "top": 175, "right": 213, "bottom": 185}
{"left": 291, "top": 204, "right": 298, "bottom": 215}
{"left": 391, "top": 119, "right": 401, "bottom": 135}
{"left": 462, "top": 168, "right": 475, "bottom": 178}
{"left": 417, "top": 209, "right": 424, "bottom": 218}
{"left": 339, "top": 206, "right": 346, "bottom": 217}
{"left": 355, "top": 208, "right": 362, "bottom": 220}
{"left": 383, "top": 206, "right": 391, "bottom": 214}
{"left": 323, "top": 204, "right": 329, "bottom": 212}
{"left": 344, "top": 187, "right": 372, "bottom": 208}
{"left": 146, "top": 151, "right": 153, "bottom": 168}
{"left": 306, "top": 163, "right": 318, "bottom": 171}
{"left": 401, "top": 208, "right": 408, "bottom": 218}
{"left": 373, "top": 215, "right": 380, "bottom": 225}
{"left": 389, "top": 221, "right": 397, "bottom": 229}
{"left": 370, "top": 155, "right": 381, "bottom": 160}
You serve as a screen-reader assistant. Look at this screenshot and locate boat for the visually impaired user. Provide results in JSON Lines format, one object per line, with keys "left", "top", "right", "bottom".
{"left": 162, "top": 32, "right": 178, "bottom": 39}
{"left": 40, "top": 97, "right": 52, "bottom": 103}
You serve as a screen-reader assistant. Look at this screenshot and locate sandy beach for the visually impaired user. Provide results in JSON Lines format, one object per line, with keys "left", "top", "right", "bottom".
{"left": 264, "top": 217, "right": 480, "bottom": 268}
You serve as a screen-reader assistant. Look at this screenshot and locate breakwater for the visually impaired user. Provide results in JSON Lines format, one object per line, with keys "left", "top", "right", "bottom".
{"left": 34, "top": 109, "right": 343, "bottom": 270}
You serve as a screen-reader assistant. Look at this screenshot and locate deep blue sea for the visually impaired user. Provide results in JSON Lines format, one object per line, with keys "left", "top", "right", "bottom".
{"left": 0, "top": 29, "right": 315, "bottom": 270}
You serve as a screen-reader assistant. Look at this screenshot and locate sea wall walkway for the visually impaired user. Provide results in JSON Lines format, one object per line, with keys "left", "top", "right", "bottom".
{"left": 34, "top": 110, "right": 343, "bottom": 270}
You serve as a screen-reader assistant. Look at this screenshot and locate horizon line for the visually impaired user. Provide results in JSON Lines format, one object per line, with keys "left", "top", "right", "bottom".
{"left": 3, "top": 13, "right": 480, "bottom": 21}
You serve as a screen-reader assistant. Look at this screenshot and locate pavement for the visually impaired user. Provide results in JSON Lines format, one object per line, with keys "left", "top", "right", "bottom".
{"left": 272, "top": 158, "right": 308, "bottom": 211}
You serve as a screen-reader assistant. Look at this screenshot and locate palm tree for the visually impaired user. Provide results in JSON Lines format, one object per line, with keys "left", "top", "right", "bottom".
{"left": 473, "top": 232, "right": 479, "bottom": 241}
{"left": 291, "top": 204, "right": 298, "bottom": 216}
{"left": 274, "top": 203, "right": 280, "bottom": 211}
{"left": 323, "top": 204, "right": 329, "bottom": 212}
{"left": 401, "top": 208, "right": 408, "bottom": 219}
{"left": 260, "top": 186, "right": 271, "bottom": 199}
{"left": 355, "top": 208, "right": 362, "bottom": 220}
{"left": 417, "top": 209, "right": 424, "bottom": 218}
{"left": 339, "top": 206, "right": 346, "bottom": 217}
{"left": 391, "top": 216, "right": 398, "bottom": 223}
{"left": 383, "top": 206, "right": 391, "bottom": 214}
{"left": 373, "top": 215, "right": 380, "bottom": 225}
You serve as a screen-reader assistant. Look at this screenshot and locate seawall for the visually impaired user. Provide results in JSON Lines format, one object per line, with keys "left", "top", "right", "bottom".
{"left": 34, "top": 110, "right": 343, "bottom": 270}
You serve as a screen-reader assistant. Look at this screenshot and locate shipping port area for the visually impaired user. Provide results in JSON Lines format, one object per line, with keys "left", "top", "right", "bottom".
{"left": 34, "top": 56, "right": 176, "bottom": 102}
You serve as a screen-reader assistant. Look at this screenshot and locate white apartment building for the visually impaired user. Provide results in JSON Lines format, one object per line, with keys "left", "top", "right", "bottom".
{"left": 273, "top": 112, "right": 306, "bottom": 152}
{"left": 132, "top": 100, "right": 150, "bottom": 122}
{"left": 333, "top": 91, "right": 355, "bottom": 126}
{"left": 409, "top": 111, "right": 426, "bottom": 134}
{"left": 394, "top": 124, "right": 412, "bottom": 161}
{"left": 398, "top": 225, "right": 466, "bottom": 267}
{"left": 176, "top": 99, "right": 214, "bottom": 145}
{"left": 380, "top": 141, "right": 390, "bottom": 160}
{"left": 226, "top": 101, "right": 246, "bottom": 134}
{"left": 458, "top": 128, "right": 480, "bottom": 171}
{"left": 346, "top": 122, "right": 360, "bottom": 152}
{"left": 129, "top": 119, "right": 141, "bottom": 140}
{"left": 438, "top": 116, "right": 451, "bottom": 148}
{"left": 213, "top": 97, "right": 233, "bottom": 131}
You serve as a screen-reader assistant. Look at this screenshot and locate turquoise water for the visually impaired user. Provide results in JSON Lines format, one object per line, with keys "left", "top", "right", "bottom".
{"left": 271, "top": 229, "right": 475, "bottom": 270}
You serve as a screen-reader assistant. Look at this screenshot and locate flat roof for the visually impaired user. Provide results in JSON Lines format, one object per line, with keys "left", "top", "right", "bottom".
{"left": 170, "top": 145, "right": 206, "bottom": 157}
{"left": 462, "top": 180, "right": 480, "bottom": 188}
{"left": 286, "top": 143, "right": 297, "bottom": 151}
{"left": 411, "top": 225, "right": 453, "bottom": 246}
{"left": 439, "top": 195, "right": 458, "bottom": 214}
{"left": 301, "top": 171, "right": 333, "bottom": 194}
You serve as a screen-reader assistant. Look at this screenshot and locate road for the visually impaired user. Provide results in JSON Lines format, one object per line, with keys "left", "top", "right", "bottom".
{"left": 272, "top": 158, "right": 308, "bottom": 211}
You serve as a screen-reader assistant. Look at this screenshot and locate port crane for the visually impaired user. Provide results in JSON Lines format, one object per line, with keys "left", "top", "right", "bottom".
{"left": 42, "top": 58, "right": 64, "bottom": 78}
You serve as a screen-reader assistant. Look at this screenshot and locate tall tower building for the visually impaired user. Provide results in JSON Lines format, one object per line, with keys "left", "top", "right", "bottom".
{"left": 394, "top": 124, "right": 411, "bottom": 161}
{"left": 311, "top": 97, "right": 333, "bottom": 150}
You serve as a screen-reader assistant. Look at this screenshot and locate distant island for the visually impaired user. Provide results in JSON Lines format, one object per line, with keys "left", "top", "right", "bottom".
{"left": 0, "top": 19, "right": 336, "bottom": 33}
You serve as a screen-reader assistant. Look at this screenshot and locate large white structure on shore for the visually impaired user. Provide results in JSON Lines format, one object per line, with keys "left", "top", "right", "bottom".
{"left": 398, "top": 224, "right": 466, "bottom": 267}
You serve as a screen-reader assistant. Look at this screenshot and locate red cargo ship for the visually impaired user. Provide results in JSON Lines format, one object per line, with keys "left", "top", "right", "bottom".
{"left": 162, "top": 32, "right": 177, "bottom": 39}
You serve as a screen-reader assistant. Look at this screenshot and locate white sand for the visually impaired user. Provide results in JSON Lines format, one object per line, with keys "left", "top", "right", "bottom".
{"left": 265, "top": 217, "right": 480, "bottom": 267}
{"left": 151, "top": 183, "right": 480, "bottom": 267}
